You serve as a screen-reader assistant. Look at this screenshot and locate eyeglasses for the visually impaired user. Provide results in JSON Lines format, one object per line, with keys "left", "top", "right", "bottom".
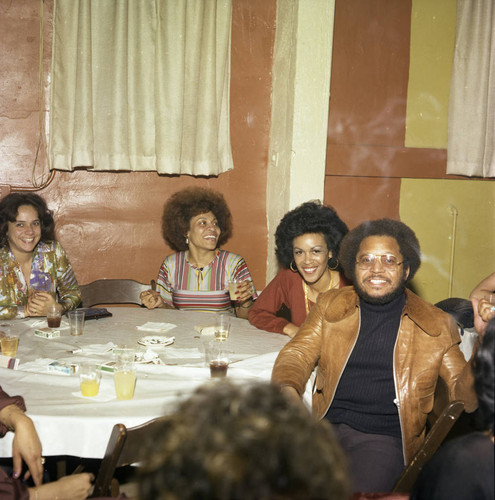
{"left": 356, "top": 254, "right": 404, "bottom": 270}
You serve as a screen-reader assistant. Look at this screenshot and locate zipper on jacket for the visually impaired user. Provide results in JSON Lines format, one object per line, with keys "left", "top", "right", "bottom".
{"left": 393, "top": 315, "right": 407, "bottom": 465}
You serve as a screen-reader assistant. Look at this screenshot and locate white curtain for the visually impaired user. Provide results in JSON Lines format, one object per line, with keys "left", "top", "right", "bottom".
{"left": 447, "top": 0, "right": 495, "bottom": 177}
{"left": 49, "top": 0, "right": 234, "bottom": 175}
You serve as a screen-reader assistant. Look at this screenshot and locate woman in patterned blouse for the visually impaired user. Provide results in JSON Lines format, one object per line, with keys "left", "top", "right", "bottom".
{"left": 0, "top": 193, "right": 81, "bottom": 319}
{"left": 140, "top": 187, "right": 256, "bottom": 318}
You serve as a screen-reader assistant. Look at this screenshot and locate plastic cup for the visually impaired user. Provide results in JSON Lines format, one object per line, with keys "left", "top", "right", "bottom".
{"left": 1, "top": 335, "right": 19, "bottom": 357}
{"left": 113, "top": 345, "right": 135, "bottom": 365}
{"left": 204, "top": 340, "right": 230, "bottom": 378}
{"left": 114, "top": 351, "right": 137, "bottom": 400}
{"left": 114, "top": 367, "right": 137, "bottom": 400}
{"left": 79, "top": 363, "right": 101, "bottom": 397}
{"left": 209, "top": 360, "right": 229, "bottom": 378}
{"left": 46, "top": 304, "right": 62, "bottom": 328}
{"left": 214, "top": 313, "right": 231, "bottom": 342}
{"left": 228, "top": 280, "right": 243, "bottom": 301}
{"left": 68, "top": 310, "right": 85, "bottom": 336}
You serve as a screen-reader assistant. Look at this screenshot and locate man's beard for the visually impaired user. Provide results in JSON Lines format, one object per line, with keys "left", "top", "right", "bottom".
{"left": 354, "top": 272, "right": 408, "bottom": 305}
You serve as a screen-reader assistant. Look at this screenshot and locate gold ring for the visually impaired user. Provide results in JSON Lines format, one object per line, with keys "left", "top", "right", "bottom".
{"left": 40, "top": 457, "right": 45, "bottom": 465}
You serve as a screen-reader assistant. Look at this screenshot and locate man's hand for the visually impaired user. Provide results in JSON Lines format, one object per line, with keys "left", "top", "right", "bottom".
{"left": 472, "top": 296, "right": 495, "bottom": 337}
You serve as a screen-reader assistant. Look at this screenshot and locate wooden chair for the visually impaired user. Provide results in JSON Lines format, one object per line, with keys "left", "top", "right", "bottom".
{"left": 80, "top": 279, "right": 155, "bottom": 307}
{"left": 392, "top": 400, "right": 465, "bottom": 493}
{"left": 91, "top": 417, "right": 168, "bottom": 498}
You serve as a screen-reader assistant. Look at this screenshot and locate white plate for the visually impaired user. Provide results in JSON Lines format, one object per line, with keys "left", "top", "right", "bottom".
{"left": 137, "top": 336, "right": 175, "bottom": 349}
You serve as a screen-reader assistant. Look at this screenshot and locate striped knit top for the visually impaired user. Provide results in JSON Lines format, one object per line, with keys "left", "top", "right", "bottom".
{"left": 156, "top": 250, "right": 255, "bottom": 312}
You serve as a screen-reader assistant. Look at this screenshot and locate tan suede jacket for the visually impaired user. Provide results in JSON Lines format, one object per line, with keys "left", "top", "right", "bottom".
{"left": 271, "top": 286, "right": 477, "bottom": 464}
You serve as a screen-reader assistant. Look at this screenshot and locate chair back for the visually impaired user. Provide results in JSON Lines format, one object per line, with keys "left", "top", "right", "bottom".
{"left": 392, "top": 400, "right": 465, "bottom": 493}
{"left": 80, "top": 279, "right": 154, "bottom": 307}
{"left": 91, "top": 416, "right": 167, "bottom": 498}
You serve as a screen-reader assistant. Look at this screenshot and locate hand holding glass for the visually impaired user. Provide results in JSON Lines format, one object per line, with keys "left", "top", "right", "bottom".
{"left": 228, "top": 280, "right": 243, "bottom": 301}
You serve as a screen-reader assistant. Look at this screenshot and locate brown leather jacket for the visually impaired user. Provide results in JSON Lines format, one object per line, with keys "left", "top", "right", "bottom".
{"left": 271, "top": 287, "right": 477, "bottom": 464}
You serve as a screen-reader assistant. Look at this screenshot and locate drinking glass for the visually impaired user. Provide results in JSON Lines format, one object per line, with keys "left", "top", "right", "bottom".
{"left": 214, "top": 313, "right": 231, "bottom": 342}
{"left": 114, "top": 353, "right": 137, "bottom": 400}
{"left": 46, "top": 304, "right": 62, "bottom": 328}
{"left": 68, "top": 310, "right": 85, "bottom": 336}
{"left": 204, "top": 340, "right": 230, "bottom": 378}
{"left": 1, "top": 335, "right": 19, "bottom": 357}
{"left": 228, "top": 280, "right": 243, "bottom": 301}
{"left": 79, "top": 363, "right": 101, "bottom": 397}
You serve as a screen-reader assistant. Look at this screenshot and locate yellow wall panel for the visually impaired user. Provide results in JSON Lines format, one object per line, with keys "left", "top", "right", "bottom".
{"left": 405, "top": 0, "right": 456, "bottom": 149}
{"left": 400, "top": 179, "right": 495, "bottom": 304}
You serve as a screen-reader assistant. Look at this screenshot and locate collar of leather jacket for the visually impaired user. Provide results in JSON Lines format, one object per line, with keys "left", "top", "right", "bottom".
{"left": 320, "top": 286, "right": 451, "bottom": 338}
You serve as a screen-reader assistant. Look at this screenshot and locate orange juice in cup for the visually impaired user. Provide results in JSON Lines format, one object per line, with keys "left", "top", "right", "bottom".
{"left": 79, "top": 363, "right": 101, "bottom": 397}
{"left": 114, "top": 370, "right": 137, "bottom": 400}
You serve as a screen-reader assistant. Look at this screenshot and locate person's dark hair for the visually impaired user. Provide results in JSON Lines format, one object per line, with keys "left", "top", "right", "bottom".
{"left": 161, "top": 187, "right": 233, "bottom": 251}
{"left": 339, "top": 218, "right": 421, "bottom": 283}
{"left": 435, "top": 298, "right": 474, "bottom": 329}
{"left": 275, "top": 201, "right": 348, "bottom": 270}
{"left": 473, "top": 318, "right": 494, "bottom": 433}
{"left": 138, "top": 382, "right": 350, "bottom": 500}
{"left": 0, "top": 193, "right": 55, "bottom": 247}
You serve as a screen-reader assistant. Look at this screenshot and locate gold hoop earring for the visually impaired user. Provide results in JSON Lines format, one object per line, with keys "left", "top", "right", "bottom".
{"left": 290, "top": 261, "right": 297, "bottom": 272}
{"left": 328, "top": 259, "right": 339, "bottom": 271}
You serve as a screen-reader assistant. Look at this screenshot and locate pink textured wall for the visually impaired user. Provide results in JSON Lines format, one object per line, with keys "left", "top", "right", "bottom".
{"left": 0, "top": 0, "right": 276, "bottom": 289}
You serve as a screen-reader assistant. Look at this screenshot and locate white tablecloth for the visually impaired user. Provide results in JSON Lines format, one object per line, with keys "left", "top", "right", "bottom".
{"left": 0, "top": 307, "right": 289, "bottom": 458}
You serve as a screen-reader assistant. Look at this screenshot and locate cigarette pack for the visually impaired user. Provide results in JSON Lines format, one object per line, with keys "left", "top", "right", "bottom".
{"left": 48, "top": 361, "right": 78, "bottom": 375}
{"left": 0, "top": 356, "right": 19, "bottom": 370}
{"left": 34, "top": 327, "right": 61, "bottom": 339}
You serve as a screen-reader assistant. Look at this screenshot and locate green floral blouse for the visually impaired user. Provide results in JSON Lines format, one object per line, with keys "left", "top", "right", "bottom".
{"left": 0, "top": 241, "right": 81, "bottom": 317}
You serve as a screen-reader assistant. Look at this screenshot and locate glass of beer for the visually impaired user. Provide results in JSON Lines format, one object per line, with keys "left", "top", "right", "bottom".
{"left": 1, "top": 335, "right": 19, "bottom": 357}
{"left": 214, "top": 313, "right": 231, "bottom": 342}
{"left": 228, "top": 279, "right": 242, "bottom": 301}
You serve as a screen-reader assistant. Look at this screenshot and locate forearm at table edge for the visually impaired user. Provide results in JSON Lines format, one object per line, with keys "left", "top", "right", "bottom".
{"left": 248, "top": 305, "right": 289, "bottom": 334}
{"left": 0, "top": 395, "right": 27, "bottom": 436}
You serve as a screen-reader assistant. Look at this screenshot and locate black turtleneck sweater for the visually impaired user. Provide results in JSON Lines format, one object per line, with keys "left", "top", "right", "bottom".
{"left": 325, "top": 293, "right": 405, "bottom": 438}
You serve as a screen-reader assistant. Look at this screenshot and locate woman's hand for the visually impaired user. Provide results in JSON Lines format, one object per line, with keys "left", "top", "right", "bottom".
{"left": 140, "top": 289, "right": 164, "bottom": 309}
{"left": 30, "top": 473, "right": 94, "bottom": 500}
{"left": 234, "top": 280, "right": 254, "bottom": 304}
{"left": 26, "top": 291, "right": 57, "bottom": 317}
{"left": 0, "top": 404, "right": 43, "bottom": 486}
{"left": 233, "top": 281, "right": 255, "bottom": 319}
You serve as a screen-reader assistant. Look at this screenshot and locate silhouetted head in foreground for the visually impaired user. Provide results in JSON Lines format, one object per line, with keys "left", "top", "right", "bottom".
{"left": 139, "top": 381, "right": 350, "bottom": 500}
